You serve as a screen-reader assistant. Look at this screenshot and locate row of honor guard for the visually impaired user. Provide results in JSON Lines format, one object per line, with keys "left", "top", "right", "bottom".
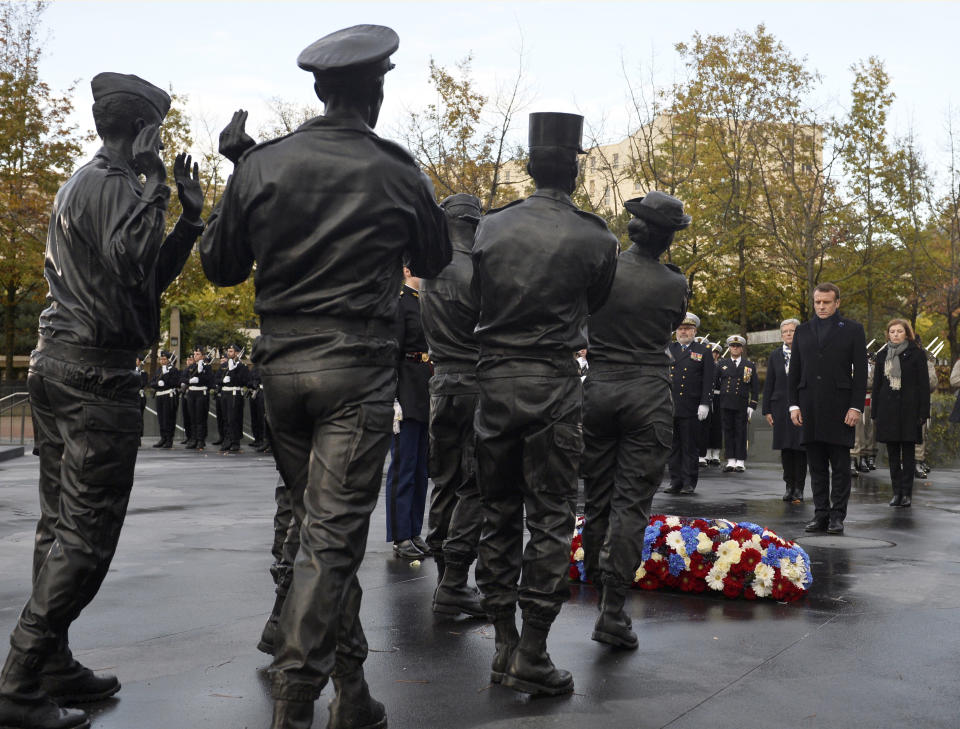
{"left": 666, "top": 317, "right": 759, "bottom": 493}
{"left": 134, "top": 346, "right": 269, "bottom": 453}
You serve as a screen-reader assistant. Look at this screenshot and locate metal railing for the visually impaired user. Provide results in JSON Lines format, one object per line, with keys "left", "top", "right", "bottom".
{"left": 0, "top": 392, "right": 30, "bottom": 445}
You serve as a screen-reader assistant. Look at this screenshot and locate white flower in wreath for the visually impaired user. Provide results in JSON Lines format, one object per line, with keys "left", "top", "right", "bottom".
{"left": 665, "top": 516, "right": 681, "bottom": 528}
{"left": 635, "top": 565, "right": 646, "bottom": 581}
{"left": 750, "top": 534, "right": 762, "bottom": 546}
{"left": 666, "top": 531, "right": 687, "bottom": 556}
{"left": 706, "top": 563, "right": 728, "bottom": 590}
{"left": 753, "top": 563, "right": 775, "bottom": 587}
{"left": 683, "top": 555, "right": 692, "bottom": 570}
{"left": 717, "top": 540, "right": 742, "bottom": 563}
{"left": 574, "top": 547, "right": 584, "bottom": 562}
{"left": 650, "top": 552, "right": 664, "bottom": 562}
{"left": 780, "top": 559, "right": 806, "bottom": 583}
{"left": 752, "top": 580, "right": 772, "bottom": 598}
{"left": 697, "top": 533, "right": 714, "bottom": 554}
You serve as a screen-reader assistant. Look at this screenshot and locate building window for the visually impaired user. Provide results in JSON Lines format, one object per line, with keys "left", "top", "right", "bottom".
{"left": 590, "top": 156, "right": 596, "bottom": 171}
{"left": 504, "top": 170, "right": 511, "bottom": 182}
{"left": 612, "top": 153, "right": 620, "bottom": 169}
{"left": 633, "top": 179, "right": 642, "bottom": 191}
{"left": 589, "top": 180, "right": 595, "bottom": 194}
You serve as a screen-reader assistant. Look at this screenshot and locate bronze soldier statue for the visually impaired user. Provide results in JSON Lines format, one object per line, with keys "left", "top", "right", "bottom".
{"left": 581, "top": 192, "right": 690, "bottom": 648}
{"left": 472, "top": 112, "right": 619, "bottom": 696}
{"left": 0, "top": 73, "right": 203, "bottom": 729}
{"left": 199, "top": 24, "right": 450, "bottom": 729}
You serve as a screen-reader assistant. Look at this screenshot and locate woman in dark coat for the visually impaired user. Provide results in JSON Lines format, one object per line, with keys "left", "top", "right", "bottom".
{"left": 762, "top": 319, "right": 807, "bottom": 503}
{"left": 872, "top": 319, "right": 931, "bottom": 507}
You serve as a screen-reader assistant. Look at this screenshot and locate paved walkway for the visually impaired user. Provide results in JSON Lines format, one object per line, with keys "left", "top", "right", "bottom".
{"left": 0, "top": 449, "right": 957, "bottom": 729}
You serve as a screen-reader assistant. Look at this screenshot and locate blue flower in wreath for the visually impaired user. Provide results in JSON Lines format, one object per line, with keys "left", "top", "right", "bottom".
{"left": 668, "top": 553, "right": 686, "bottom": 577}
{"left": 737, "top": 521, "right": 765, "bottom": 535}
{"left": 680, "top": 525, "right": 700, "bottom": 555}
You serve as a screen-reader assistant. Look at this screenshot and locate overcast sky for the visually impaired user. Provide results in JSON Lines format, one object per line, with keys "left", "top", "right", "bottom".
{"left": 38, "top": 1, "right": 960, "bottom": 185}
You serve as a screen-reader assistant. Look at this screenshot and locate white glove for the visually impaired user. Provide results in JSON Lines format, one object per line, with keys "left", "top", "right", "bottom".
{"left": 393, "top": 399, "right": 403, "bottom": 435}
{"left": 189, "top": 376, "right": 199, "bottom": 384}
{"left": 747, "top": 407, "right": 754, "bottom": 420}
{"left": 158, "top": 380, "right": 164, "bottom": 387}
{"left": 250, "top": 390, "right": 257, "bottom": 400}
{"left": 697, "top": 404, "right": 709, "bottom": 421}
{"left": 224, "top": 375, "right": 231, "bottom": 383}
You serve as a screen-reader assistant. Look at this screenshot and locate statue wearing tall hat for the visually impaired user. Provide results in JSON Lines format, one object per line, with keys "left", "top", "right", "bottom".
{"left": 471, "top": 112, "right": 618, "bottom": 696}
{"left": 0, "top": 72, "right": 203, "bottom": 729}
{"left": 199, "top": 24, "right": 450, "bottom": 729}
{"left": 580, "top": 191, "right": 691, "bottom": 649}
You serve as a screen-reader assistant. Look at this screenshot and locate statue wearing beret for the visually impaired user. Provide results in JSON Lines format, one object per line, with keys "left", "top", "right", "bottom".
{"left": 0, "top": 72, "right": 203, "bottom": 729}
{"left": 471, "top": 112, "right": 619, "bottom": 696}
{"left": 198, "top": 25, "right": 450, "bottom": 729}
{"left": 580, "top": 192, "right": 691, "bottom": 648}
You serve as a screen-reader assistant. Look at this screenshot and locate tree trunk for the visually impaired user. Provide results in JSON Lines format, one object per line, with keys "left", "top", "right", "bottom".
{"left": 737, "top": 235, "right": 748, "bottom": 334}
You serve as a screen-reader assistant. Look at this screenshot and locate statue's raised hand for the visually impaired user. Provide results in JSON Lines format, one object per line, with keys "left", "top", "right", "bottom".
{"left": 132, "top": 124, "right": 165, "bottom": 182}
{"left": 219, "top": 109, "right": 256, "bottom": 164}
{"left": 174, "top": 153, "right": 203, "bottom": 222}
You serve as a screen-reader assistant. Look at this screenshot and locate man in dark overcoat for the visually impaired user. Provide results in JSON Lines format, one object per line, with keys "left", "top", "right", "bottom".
{"left": 789, "top": 282, "right": 867, "bottom": 535}
{"left": 761, "top": 319, "right": 806, "bottom": 502}
{"left": 199, "top": 24, "right": 450, "bottom": 729}
{"left": 472, "top": 112, "right": 618, "bottom": 696}
{"left": 665, "top": 312, "right": 713, "bottom": 493}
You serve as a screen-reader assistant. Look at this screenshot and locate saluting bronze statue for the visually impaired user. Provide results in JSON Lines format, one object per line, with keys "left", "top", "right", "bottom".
{"left": 0, "top": 73, "right": 203, "bottom": 729}
{"left": 199, "top": 24, "right": 450, "bottom": 729}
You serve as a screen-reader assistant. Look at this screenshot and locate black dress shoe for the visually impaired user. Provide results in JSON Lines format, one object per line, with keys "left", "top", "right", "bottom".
{"left": 42, "top": 663, "right": 121, "bottom": 704}
{"left": 211, "top": 438, "right": 223, "bottom": 446}
{"left": 0, "top": 697, "right": 89, "bottom": 729}
{"left": 850, "top": 465, "right": 859, "bottom": 477}
{"left": 899, "top": 493, "right": 912, "bottom": 507}
{"left": 184, "top": 439, "right": 197, "bottom": 449}
{"left": 804, "top": 518, "right": 828, "bottom": 532}
{"left": 680, "top": 484, "right": 696, "bottom": 494}
{"left": 889, "top": 492, "right": 903, "bottom": 507}
{"left": 152, "top": 440, "right": 165, "bottom": 448}
{"left": 393, "top": 540, "right": 422, "bottom": 560}
{"left": 663, "top": 485, "right": 683, "bottom": 494}
{"left": 782, "top": 490, "right": 793, "bottom": 501}
{"left": 827, "top": 517, "right": 844, "bottom": 534}
{"left": 865, "top": 457, "right": 877, "bottom": 470}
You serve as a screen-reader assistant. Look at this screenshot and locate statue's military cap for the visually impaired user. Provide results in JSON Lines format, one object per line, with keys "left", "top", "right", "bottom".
{"left": 528, "top": 112, "right": 587, "bottom": 154}
{"left": 624, "top": 191, "right": 692, "bottom": 231}
{"left": 91, "top": 72, "right": 171, "bottom": 118}
{"left": 297, "top": 25, "right": 399, "bottom": 79}
{"left": 441, "top": 193, "right": 482, "bottom": 222}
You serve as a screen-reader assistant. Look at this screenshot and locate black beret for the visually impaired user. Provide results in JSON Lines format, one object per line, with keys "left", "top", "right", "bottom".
{"left": 91, "top": 72, "right": 171, "bottom": 118}
{"left": 528, "top": 112, "right": 586, "bottom": 154}
{"left": 623, "top": 191, "right": 692, "bottom": 231}
{"left": 297, "top": 25, "right": 398, "bottom": 78}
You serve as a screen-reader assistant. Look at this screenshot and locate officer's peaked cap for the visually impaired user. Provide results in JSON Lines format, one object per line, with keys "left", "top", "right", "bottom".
{"left": 680, "top": 312, "right": 700, "bottom": 328}
{"left": 297, "top": 25, "right": 399, "bottom": 79}
{"left": 160, "top": 350, "right": 172, "bottom": 358}
{"left": 726, "top": 334, "right": 747, "bottom": 346}
{"left": 624, "top": 191, "right": 692, "bottom": 231}
{"left": 91, "top": 72, "right": 171, "bottom": 118}
{"left": 528, "top": 112, "right": 587, "bottom": 154}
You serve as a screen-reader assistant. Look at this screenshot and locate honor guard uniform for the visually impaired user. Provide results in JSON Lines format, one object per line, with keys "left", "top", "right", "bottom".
{"left": 472, "top": 112, "right": 618, "bottom": 697}
{"left": 220, "top": 344, "right": 248, "bottom": 452}
{"left": 851, "top": 351, "right": 878, "bottom": 476}
{"left": 699, "top": 342, "right": 724, "bottom": 464}
{"left": 136, "top": 357, "right": 148, "bottom": 441}
{"left": 419, "top": 193, "right": 484, "bottom": 617}
{"left": 665, "top": 313, "right": 715, "bottom": 494}
{"left": 198, "top": 24, "right": 450, "bottom": 729}
{"left": 247, "top": 363, "right": 267, "bottom": 450}
{"left": 386, "top": 277, "right": 433, "bottom": 557}
{"left": 212, "top": 354, "right": 228, "bottom": 446}
{"left": 581, "top": 191, "right": 689, "bottom": 650}
{"left": 715, "top": 335, "right": 759, "bottom": 471}
{"left": 150, "top": 350, "right": 180, "bottom": 448}
{"left": 178, "top": 356, "right": 193, "bottom": 444}
{"left": 185, "top": 349, "right": 213, "bottom": 449}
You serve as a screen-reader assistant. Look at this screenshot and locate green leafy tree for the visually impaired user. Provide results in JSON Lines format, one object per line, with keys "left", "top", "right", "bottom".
{"left": 0, "top": 0, "right": 83, "bottom": 379}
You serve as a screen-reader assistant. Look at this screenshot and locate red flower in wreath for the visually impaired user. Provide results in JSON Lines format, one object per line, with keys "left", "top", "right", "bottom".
{"left": 722, "top": 575, "right": 743, "bottom": 599}
{"left": 740, "top": 548, "right": 762, "bottom": 571}
{"left": 688, "top": 553, "right": 710, "bottom": 578}
{"left": 743, "top": 587, "right": 758, "bottom": 600}
{"left": 638, "top": 573, "right": 661, "bottom": 591}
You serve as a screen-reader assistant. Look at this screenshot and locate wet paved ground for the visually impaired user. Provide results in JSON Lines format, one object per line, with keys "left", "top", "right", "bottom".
{"left": 0, "top": 447, "right": 958, "bottom": 729}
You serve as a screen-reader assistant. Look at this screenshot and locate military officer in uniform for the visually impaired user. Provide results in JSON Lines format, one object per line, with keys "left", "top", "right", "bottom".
{"left": 199, "top": 24, "right": 450, "bottom": 729}
{"left": 699, "top": 342, "right": 724, "bottom": 465}
{"left": 715, "top": 334, "right": 759, "bottom": 472}
{"left": 850, "top": 347, "right": 878, "bottom": 477}
{"left": 419, "top": 193, "right": 485, "bottom": 617}
{"left": 185, "top": 347, "right": 213, "bottom": 450}
{"left": 0, "top": 72, "right": 203, "bottom": 729}
{"left": 581, "top": 192, "right": 689, "bottom": 649}
{"left": 212, "top": 352, "right": 228, "bottom": 447}
{"left": 472, "top": 112, "right": 618, "bottom": 696}
{"left": 179, "top": 353, "right": 194, "bottom": 444}
{"left": 136, "top": 357, "right": 148, "bottom": 442}
{"left": 220, "top": 344, "right": 248, "bottom": 452}
{"left": 386, "top": 267, "right": 433, "bottom": 559}
{"left": 248, "top": 363, "right": 267, "bottom": 450}
{"left": 150, "top": 350, "right": 180, "bottom": 448}
{"left": 665, "top": 313, "right": 714, "bottom": 494}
